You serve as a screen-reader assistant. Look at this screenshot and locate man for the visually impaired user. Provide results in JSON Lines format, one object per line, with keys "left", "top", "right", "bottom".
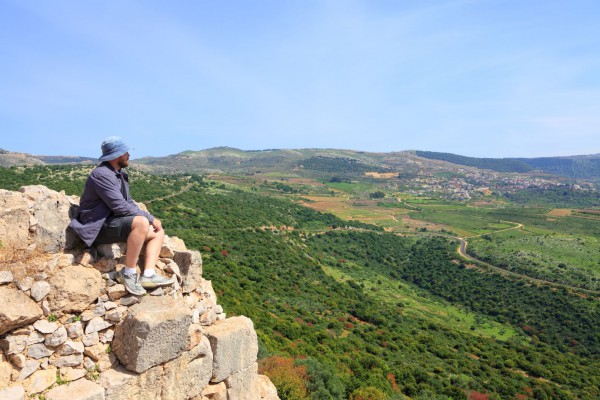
{"left": 70, "top": 136, "right": 173, "bottom": 295}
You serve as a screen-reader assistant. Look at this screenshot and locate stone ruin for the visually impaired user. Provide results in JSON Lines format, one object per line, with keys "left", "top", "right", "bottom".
{"left": 0, "top": 185, "right": 279, "bottom": 400}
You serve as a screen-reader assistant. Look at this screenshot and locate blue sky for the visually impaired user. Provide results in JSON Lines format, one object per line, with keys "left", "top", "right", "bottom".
{"left": 1, "top": 0, "right": 599, "bottom": 159}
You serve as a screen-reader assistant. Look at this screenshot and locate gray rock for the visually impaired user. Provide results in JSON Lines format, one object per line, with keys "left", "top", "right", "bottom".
{"left": 57, "top": 340, "right": 85, "bottom": 355}
{"left": 33, "top": 319, "right": 59, "bottom": 334}
{"left": 112, "top": 295, "right": 192, "bottom": 373}
{"left": 15, "top": 276, "right": 33, "bottom": 291}
{"left": 10, "top": 354, "right": 27, "bottom": 368}
{"left": 0, "top": 334, "right": 28, "bottom": 355}
{"left": 44, "top": 326, "right": 68, "bottom": 347}
{"left": 85, "top": 317, "right": 113, "bottom": 334}
{"left": 50, "top": 354, "right": 83, "bottom": 368}
{"left": 119, "top": 295, "right": 140, "bottom": 306}
{"left": 26, "top": 331, "right": 46, "bottom": 345}
{"left": 67, "top": 321, "right": 84, "bottom": 338}
{"left": 0, "top": 270, "right": 13, "bottom": 285}
{"left": 204, "top": 316, "right": 259, "bottom": 382}
{"left": 173, "top": 250, "right": 203, "bottom": 294}
{"left": 17, "top": 360, "right": 40, "bottom": 381}
{"left": 83, "top": 332, "right": 99, "bottom": 347}
{"left": 0, "top": 287, "right": 43, "bottom": 335}
{"left": 30, "top": 280, "right": 50, "bottom": 301}
{"left": 27, "top": 343, "right": 54, "bottom": 359}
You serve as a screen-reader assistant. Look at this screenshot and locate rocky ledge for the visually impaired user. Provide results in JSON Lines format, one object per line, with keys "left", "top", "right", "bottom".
{"left": 0, "top": 185, "right": 279, "bottom": 400}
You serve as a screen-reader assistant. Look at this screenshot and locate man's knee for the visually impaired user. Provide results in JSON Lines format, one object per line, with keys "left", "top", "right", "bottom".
{"left": 131, "top": 216, "right": 150, "bottom": 231}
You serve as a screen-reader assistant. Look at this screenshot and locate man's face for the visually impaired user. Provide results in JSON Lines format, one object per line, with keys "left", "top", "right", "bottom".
{"left": 117, "top": 152, "right": 130, "bottom": 168}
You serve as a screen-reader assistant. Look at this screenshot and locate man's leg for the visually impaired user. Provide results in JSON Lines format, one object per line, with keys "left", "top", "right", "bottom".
{"left": 124, "top": 216, "right": 150, "bottom": 268}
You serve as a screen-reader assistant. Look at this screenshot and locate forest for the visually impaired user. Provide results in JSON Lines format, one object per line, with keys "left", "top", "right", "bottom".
{"left": 1, "top": 164, "right": 598, "bottom": 400}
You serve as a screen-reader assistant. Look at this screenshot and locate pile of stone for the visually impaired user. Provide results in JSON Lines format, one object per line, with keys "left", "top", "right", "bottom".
{"left": 0, "top": 186, "right": 278, "bottom": 400}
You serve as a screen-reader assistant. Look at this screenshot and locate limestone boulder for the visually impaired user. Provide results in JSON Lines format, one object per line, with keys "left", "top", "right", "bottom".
{"left": 161, "top": 336, "right": 213, "bottom": 400}
{"left": 0, "top": 287, "right": 43, "bottom": 335}
{"left": 45, "top": 376, "right": 105, "bottom": 400}
{"left": 19, "top": 185, "right": 80, "bottom": 252}
{"left": 47, "top": 265, "right": 103, "bottom": 315}
{"left": 100, "top": 364, "right": 161, "bottom": 400}
{"left": 0, "top": 189, "right": 30, "bottom": 252}
{"left": 173, "top": 250, "right": 203, "bottom": 293}
{"left": 256, "top": 375, "right": 280, "bottom": 400}
{"left": 112, "top": 296, "right": 192, "bottom": 373}
{"left": 0, "top": 386, "right": 25, "bottom": 400}
{"left": 225, "top": 362, "right": 260, "bottom": 400}
{"left": 204, "top": 316, "right": 258, "bottom": 383}
{"left": 160, "top": 236, "right": 187, "bottom": 258}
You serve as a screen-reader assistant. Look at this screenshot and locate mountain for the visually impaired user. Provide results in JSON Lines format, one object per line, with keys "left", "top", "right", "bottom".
{"left": 0, "top": 148, "right": 96, "bottom": 167}
{"left": 416, "top": 150, "right": 600, "bottom": 183}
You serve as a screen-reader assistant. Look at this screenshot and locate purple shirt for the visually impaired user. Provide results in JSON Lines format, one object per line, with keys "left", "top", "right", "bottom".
{"left": 69, "top": 162, "right": 154, "bottom": 246}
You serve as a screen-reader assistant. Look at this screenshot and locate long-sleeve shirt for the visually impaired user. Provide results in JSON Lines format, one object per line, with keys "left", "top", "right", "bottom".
{"left": 69, "top": 162, "right": 154, "bottom": 246}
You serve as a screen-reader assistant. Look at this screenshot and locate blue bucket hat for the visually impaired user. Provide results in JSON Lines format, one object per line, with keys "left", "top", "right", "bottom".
{"left": 99, "top": 136, "right": 130, "bottom": 161}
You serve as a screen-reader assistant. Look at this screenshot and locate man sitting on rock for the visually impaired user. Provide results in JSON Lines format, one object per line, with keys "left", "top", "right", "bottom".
{"left": 69, "top": 136, "right": 173, "bottom": 295}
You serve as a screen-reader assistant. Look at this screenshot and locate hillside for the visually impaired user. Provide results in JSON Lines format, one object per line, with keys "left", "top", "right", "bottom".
{"left": 0, "top": 148, "right": 96, "bottom": 167}
{"left": 1, "top": 164, "right": 598, "bottom": 400}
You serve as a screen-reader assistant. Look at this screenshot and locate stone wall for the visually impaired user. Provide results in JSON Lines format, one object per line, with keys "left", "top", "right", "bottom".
{"left": 0, "top": 186, "right": 279, "bottom": 400}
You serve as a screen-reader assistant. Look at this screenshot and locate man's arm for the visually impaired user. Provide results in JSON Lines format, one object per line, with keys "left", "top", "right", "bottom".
{"left": 91, "top": 171, "right": 155, "bottom": 222}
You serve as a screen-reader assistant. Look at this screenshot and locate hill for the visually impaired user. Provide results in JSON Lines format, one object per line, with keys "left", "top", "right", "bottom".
{"left": 417, "top": 150, "right": 600, "bottom": 185}
{"left": 1, "top": 164, "right": 598, "bottom": 399}
{"left": 0, "top": 148, "right": 96, "bottom": 167}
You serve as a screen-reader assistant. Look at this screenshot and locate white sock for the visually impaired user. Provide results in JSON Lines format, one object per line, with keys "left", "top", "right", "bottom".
{"left": 143, "top": 269, "right": 155, "bottom": 278}
{"left": 123, "top": 267, "right": 137, "bottom": 275}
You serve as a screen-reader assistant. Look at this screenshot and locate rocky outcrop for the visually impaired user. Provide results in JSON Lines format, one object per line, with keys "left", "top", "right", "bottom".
{"left": 0, "top": 186, "right": 279, "bottom": 399}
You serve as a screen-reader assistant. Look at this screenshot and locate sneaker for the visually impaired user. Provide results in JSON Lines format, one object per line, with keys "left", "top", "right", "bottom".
{"left": 141, "top": 273, "right": 175, "bottom": 289}
{"left": 116, "top": 269, "right": 146, "bottom": 296}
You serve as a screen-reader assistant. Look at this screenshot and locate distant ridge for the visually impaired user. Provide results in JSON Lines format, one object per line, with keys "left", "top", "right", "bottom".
{"left": 416, "top": 150, "right": 600, "bottom": 182}
{"left": 0, "top": 148, "right": 96, "bottom": 167}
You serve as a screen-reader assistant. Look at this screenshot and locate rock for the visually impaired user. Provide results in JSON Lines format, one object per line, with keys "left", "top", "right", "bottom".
{"left": 94, "top": 257, "right": 117, "bottom": 273}
{"left": 198, "top": 279, "right": 218, "bottom": 307}
{"left": 0, "top": 334, "right": 29, "bottom": 355}
{"left": 83, "top": 332, "right": 99, "bottom": 347}
{"left": 27, "top": 343, "right": 54, "bottom": 359}
{"left": 149, "top": 287, "right": 164, "bottom": 296}
{"left": 118, "top": 295, "right": 140, "bottom": 307}
{"left": 83, "top": 357, "right": 96, "bottom": 371}
{"left": 58, "top": 340, "right": 85, "bottom": 355}
{"left": 96, "top": 242, "right": 126, "bottom": 259}
{"left": 67, "top": 321, "right": 84, "bottom": 339}
{"left": 256, "top": 375, "right": 280, "bottom": 400}
{"left": 26, "top": 331, "right": 46, "bottom": 345}
{"left": 160, "top": 236, "right": 187, "bottom": 258}
{"left": 10, "top": 354, "right": 27, "bottom": 369}
{"left": 15, "top": 276, "right": 33, "bottom": 291}
{"left": 202, "top": 382, "right": 227, "bottom": 400}
{"left": 41, "top": 300, "right": 51, "bottom": 316}
{"left": 183, "top": 291, "right": 201, "bottom": 309}
{"left": 44, "top": 326, "right": 68, "bottom": 347}
{"left": 83, "top": 343, "right": 109, "bottom": 362}
{"left": 96, "top": 352, "right": 118, "bottom": 372}
{"left": 80, "top": 310, "right": 94, "bottom": 322}
{"left": 107, "top": 284, "right": 128, "bottom": 301}
{"left": 100, "top": 364, "right": 161, "bottom": 400}
{"left": 204, "top": 316, "right": 259, "bottom": 383}
{"left": 85, "top": 317, "right": 113, "bottom": 334}
{"left": 33, "top": 319, "right": 59, "bottom": 334}
{"left": 30, "top": 281, "right": 51, "bottom": 302}
{"left": 50, "top": 354, "right": 83, "bottom": 368}
{"left": 173, "top": 250, "right": 203, "bottom": 294}
{"left": 103, "top": 301, "right": 118, "bottom": 310}
{"left": 0, "top": 386, "right": 25, "bottom": 400}
{"left": 0, "top": 270, "right": 13, "bottom": 284}
{"left": 0, "top": 189, "right": 30, "bottom": 251}
{"left": 1, "top": 353, "right": 16, "bottom": 387}
{"left": 57, "top": 366, "right": 86, "bottom": 382}
{"left": 225, "top": 363, "right": 260, "bottom": 400}
{"left": 187, "top": 324, "right": 203, "bottom": 350}
{"left": 17, "top": 360, "right": 40, "bottom": 381}
{"left": 112, "top": 296, "right": 192, "bottom": 373}
{"left": 19, "top": 185, "right": 77, "bottom": 253}
{"left": 200, "top": 307, "right": 217, "bottom": 326}
{"left": 99, "top": 329, "right": 114, "bottom": 343}
{"left": 47, "top": 265, "right": 103, "bottom": 315}
{"left": 0, "top": 287, "right": 43, "bottom": 335}
{"left": 23, "top": 367, "right": 56, "bottom": 394}
{"left": 46, "top": 376, "right": 105, "bottom": 400}
{"left": 161, "top": 336, "right": 213, "bottom": 400}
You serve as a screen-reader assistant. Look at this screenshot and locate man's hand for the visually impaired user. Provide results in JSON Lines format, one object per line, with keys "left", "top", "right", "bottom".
{"left": 151, "top": 218, "right": 163, "bottom": 232}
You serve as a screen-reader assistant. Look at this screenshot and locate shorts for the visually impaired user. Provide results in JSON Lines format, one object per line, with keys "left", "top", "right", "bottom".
{"left": 94, "top": 215, "right": 135, "bottom": 245}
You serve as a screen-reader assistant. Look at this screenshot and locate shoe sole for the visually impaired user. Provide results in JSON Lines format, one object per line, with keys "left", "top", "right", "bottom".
{"left": 141, "top": 279, "right": 175, "bottom": 289}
